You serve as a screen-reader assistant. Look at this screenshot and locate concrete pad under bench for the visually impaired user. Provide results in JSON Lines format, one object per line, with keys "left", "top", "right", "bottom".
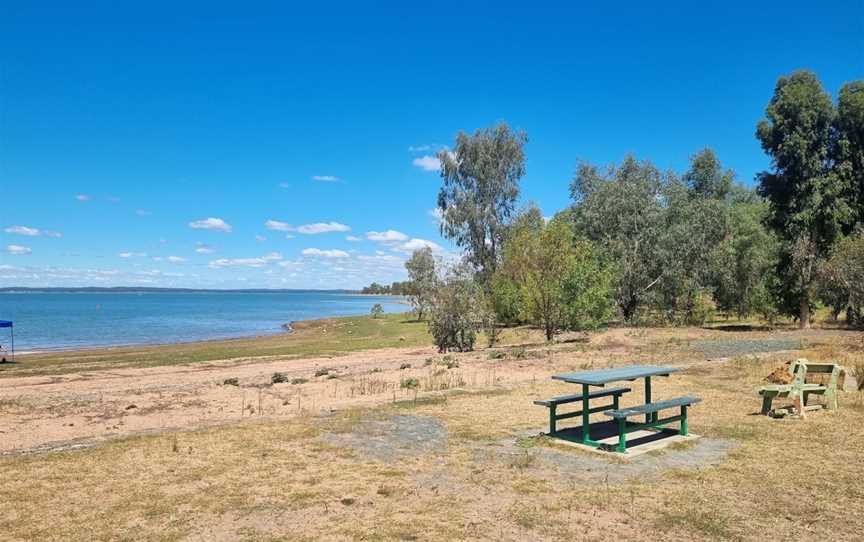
{"left": 546, "top": 420, "right": 701, "bottom": 459}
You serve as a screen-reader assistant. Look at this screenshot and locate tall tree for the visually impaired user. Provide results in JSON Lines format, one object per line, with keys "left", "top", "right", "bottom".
{"left": 683, "top": 148, "right": 734, "bottom": 200}
{"left": 756, "top": 70, "right": 850, "bottom": 328}
{"left": 404, "top": 247, "right": 437, "bottom": 321}
{"left": 834, "top": 81, "right": 864, "bottom": 227}
{"left": 570, "top": 155, "right": 668, "bottom": 322}
{"left": 437, "top": 122, "right": 527, "bottom": 286}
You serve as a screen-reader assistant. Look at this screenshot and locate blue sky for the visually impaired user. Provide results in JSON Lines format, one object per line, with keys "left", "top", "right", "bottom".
{"left": 1, "top": 1, "right": 861, "bottom": 289}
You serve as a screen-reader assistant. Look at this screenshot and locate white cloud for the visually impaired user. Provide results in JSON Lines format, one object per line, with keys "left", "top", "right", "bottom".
{"left": 151, "top": 256, "right": 163, "bottom": 262}
{"left": 346, "top": 235, "right": 362, "bottom": 242}
{"left": 302, "top": 248, "right": 349, "bottom": 258}
{"left": 312, "top": 175, "right": 339, "bottom": 182}
{"left": 3, "top": 225, "right": 63, "bottom": 238}
{"left": 397, "top": 238, "right": 442, "bottom": 253}
{"left": 6, "top": 244, "right": 31, "bottom": 255}
{"left": 366, "top": 229, "right": 408, "bottom": 242}
{"left": 295, "top": 222, "right": 350, "bottom": 234}
{"left": 285, "top": 234, "right": 295, "bottom": 239}
{"left": 135, "top": 209, "right": 151, "bottom": 216}
{"left": 262, "top": 252, "right": 283, "bottom": 262}
{"left": 118, "top": 252, "right": 147, "bottom": 258}
{"left": 265, "top": 219, "right": 292, "bottom": 231}
{"left": 255, "top": 235, "right": 267, "bottom": 242}
{"left": 75, "top": 194, "right": 91, "bottom": 202}
{"left": 189, "top": 217, "right": 232, "bottom": 232}
{"left": 412, "top": 155, "right": 441, "bottom": 172}
{"left": 195, "top": 243, "right": 215, "bottom": 254}
{"left": 167, "top": 256, "right": 186, "bottom": 263}
{"left": 209, "top": 257, "right": 267, "bottom": 268}
{"left": 4, "top": 225, "right": 40, "bottom": 236}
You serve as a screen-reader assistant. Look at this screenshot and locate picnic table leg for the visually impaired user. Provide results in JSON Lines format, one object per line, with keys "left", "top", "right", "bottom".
{"left": 581, "top": 384, "right": 591, "bottom": 444}
{"left": 680, "top": 405, "right": 689, "bottom": 436}
{"left": 760, "top": 394, "right": 773, "bottom": 415}
{"left": 644, "top": 377, "right": 652, "bottom": 424}
{"left": 549, "top": 404, "right": 557, "bottom": 434}
{"left": 617, "top": 418, "right": 627, "bottom": 453}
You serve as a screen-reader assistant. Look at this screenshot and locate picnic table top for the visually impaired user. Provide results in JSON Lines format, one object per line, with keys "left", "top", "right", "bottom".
{"left": 551, "top": 365, "right": 679, "bottom": 386}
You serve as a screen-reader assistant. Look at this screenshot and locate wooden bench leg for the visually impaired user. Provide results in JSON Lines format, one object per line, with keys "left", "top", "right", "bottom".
{"left": 549, "top": 404, "right": 557, "bottom": 434}
{"left": 617, "top": 418, "right": 627, "bottom": 453}
{"left": 680, "top": 405, "right": 689, "bottom": 436}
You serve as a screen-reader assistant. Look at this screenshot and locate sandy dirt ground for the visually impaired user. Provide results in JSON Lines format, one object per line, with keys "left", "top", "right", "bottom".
{"left": 1, "top": 326, "right": 854, "bottom": 456}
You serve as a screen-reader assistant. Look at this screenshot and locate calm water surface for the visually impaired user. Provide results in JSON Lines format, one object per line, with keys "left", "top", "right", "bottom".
{"left": 0, "top": 291, "right": 406, "bottom": 351}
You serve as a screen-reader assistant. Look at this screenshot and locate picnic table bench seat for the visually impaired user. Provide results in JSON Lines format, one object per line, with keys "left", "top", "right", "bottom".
{"left": 533, "top": 386, "right": 630, "bottom": 434}
{"left": 604, "top": 395, "right": 701, "bottom": 453}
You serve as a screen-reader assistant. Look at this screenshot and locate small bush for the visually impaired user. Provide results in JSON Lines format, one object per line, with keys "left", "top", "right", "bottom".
{"left": 370, "top": 303, "right": 384, "bottom": 319}
{"left": 314, "top": 367, "right": 330, "bottom": 377}
{"left": 511, "top": 346, "right": 527, "bottom": 360}
{"left": 222, "top": 378, "right": 239, "bottom": 386}
{"left": 423, "top": 357, "right": 434, "bottom": 366}
{"left": 271, "top": 372, "right": 289, "bottom": 384}
{"left": 441, "top": 356, "right": 459, "bottom": 369}
{"left": 488, "top": 350, "right": 506, "bottom": 360}
{"left": 400, "top": 377, "right": 420, "bottom": 390}
{"left": 399, "top": 363, "right": 411, "bottom": 370}
{"left": 291, "top": 378, "right": 308, "bottom": 385}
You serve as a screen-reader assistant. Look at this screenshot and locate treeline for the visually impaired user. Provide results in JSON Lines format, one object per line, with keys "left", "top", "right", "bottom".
{"left": 359, "top": 281, "right": 413, "bottom": 295}
{"left": 399, "top": 70, "right": 864, "bottom": 352}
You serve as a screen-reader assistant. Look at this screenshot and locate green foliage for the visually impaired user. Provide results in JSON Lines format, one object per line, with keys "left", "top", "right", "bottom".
{"left": 271, "top": 372, "right": 288, "bottom": 384}
{"left": 835, "top": 81, "right": 864, "bottom": 227}
{"left": 222, "top": 377, "right": 239, "bottom": 386}
{"left": 360, "top": 281, "right": 413, "bottom": 295}
{"left": 427, "top": 263, "right": 484, "bottom": 352}
{"left": 437, "top": 122, "right": 527, "bottom": 284}
{"left": 370, "top": 303, "right": 384, "bottom": 319}
{"left": 683, "top": 147, "right": 734, "bottom": 199}
{"left": 497, "top": 216, "right": 614, "bottom": 340}
{"left": 399, "top": 377, "right": 420, "bottom": 390}
{"left": 820, "top": 228, "right": 864, "bottom": 327}
{"left": 404, "top": 247, "right": 437, "bottom": 320}
{"left": 710, "top": 198, "right": 780, "bottom": 319}
{"left": 571, "top": 155, "right": 668, "bottom": 322}
{"left": 756, "top": 70, "right": 853, "bottom": 327}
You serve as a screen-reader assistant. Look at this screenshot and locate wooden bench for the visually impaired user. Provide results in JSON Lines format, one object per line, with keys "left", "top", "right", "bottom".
{"left": 757, "top": 359, "right": 843, "bottom": 417}
{"left": 534, "top": 387, "right": 630, "bottom": 434}
{"left": 604, "top": 396, "right": 701, "bottom": 453}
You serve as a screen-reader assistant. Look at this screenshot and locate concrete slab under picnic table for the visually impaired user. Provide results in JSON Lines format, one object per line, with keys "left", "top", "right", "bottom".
{"left": 547, "top": 420, "right": 701, "bottom": 458}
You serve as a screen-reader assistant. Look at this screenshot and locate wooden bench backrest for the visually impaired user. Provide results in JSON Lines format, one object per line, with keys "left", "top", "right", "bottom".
{"left": 789, "top": 360, "right": 842, "bottom": 388}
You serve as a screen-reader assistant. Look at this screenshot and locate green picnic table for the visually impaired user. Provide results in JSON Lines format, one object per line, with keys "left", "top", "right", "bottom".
{"left": 534, "top": 365, "right": 701, "bottom": 453}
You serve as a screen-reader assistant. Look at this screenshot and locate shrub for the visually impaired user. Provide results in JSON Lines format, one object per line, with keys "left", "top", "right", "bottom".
{"left": 370, "top": 303, "right": 384, "bottom": 319}
{"left": 314, "top": 367, "right": 330, "bottom": 377}
{"left": 271, "top": 372, "right": 288, "bottom": 384}
{"left": 427, "top": 263, "right": 483, "bottom": 352}
{"left": 488, "top": 350, "right": 506, "bottom": 360}
{"left": 400, "top": 377, "right": 420, "bottom": 390}
{"left": 399, "top": 363, "right": 411, "bottom": 370}
{"left": 291, "top": 378, "right": 308, "bottom": 385}
{"left": 222, "top": 378, "right": 239, "bottom": 386}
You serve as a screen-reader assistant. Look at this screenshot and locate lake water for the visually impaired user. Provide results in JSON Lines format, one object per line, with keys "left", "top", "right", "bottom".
{"left": 0, "top": 291, "right": 407, "bottom": 351}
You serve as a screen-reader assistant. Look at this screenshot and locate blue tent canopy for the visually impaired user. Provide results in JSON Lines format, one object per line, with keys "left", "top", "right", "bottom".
{"left": 0, "top": 320, "right": 11, "bottom": 328}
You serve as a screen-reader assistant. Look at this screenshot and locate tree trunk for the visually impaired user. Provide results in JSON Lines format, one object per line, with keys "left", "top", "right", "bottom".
{"left": 799, "top": 297, "right": 811, "bottom": 329}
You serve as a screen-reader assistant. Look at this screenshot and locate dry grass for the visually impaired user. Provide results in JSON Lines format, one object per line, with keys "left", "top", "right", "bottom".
{"left": 1, "top": 323, "right": 863, "bottom": 540}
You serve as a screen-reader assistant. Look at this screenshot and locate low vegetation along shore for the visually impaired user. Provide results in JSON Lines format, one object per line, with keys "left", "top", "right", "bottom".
{"left": 1, "top": 312, "right": 862, "bottom": 540}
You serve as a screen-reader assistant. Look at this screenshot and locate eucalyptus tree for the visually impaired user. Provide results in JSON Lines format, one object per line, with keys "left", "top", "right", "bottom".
{"left": 756, "top": 70, "right": 851, "bottom": 328}
{"left": 834, "top": 80, "right": 864, "bottom": 226}
{"left": 570, "top": 155, "right": 668, "bottom": 322}
{"left": 437, "top": 122, "right": 527, "bottom": 286}
{"left": 404, "top": 247, "right": 437, "bottom": 321}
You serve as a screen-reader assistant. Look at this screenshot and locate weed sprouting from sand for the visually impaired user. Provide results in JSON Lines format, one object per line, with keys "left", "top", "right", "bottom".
{"left": 271, "top": 372, "right": 288, "bottom": 384}
{"left": 222, "top": 377, "right": 239, "bottom": 386}
{"left": 314, "top": 367, "right": 330, "bottom": 377}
